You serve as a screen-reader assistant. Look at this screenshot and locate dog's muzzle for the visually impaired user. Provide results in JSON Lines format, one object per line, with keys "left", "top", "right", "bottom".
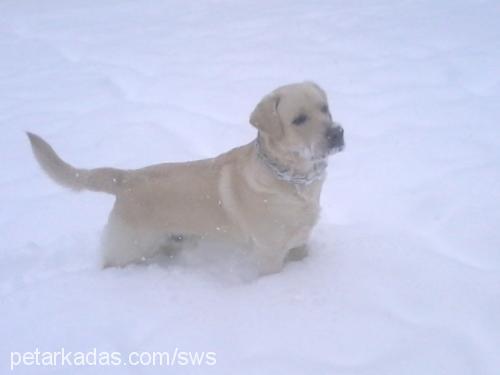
{"left": 326, "top": 125, "right": 345, "bottom": 152}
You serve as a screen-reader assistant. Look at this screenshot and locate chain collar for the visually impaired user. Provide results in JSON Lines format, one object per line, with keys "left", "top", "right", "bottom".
{"left": 255, "top": 136, "right": 327, "bottom": 186}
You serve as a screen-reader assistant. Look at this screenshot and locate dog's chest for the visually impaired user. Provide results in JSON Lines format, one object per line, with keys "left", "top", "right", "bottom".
{"left": 277, "top": 193, "right": 319, "bottom": 230}
{"left": 219, "top": 156, "right": 323, "bottom": 247}
{"left": 245, "top": 188, "right": 321, "bottom": 245}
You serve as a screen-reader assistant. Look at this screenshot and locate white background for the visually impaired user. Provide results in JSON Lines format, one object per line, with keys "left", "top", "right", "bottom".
{"left": 1, "top": 1, "right": 499, "bottom": 374}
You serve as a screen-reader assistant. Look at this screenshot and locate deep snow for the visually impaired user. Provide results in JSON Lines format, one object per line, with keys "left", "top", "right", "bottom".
{"left": 1, "top": 0, "right": 499, "bottom": 374}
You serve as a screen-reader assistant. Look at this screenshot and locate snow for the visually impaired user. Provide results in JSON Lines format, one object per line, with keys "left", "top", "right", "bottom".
{"left": 1, "top": 0, "right": 500, "bottom": 373}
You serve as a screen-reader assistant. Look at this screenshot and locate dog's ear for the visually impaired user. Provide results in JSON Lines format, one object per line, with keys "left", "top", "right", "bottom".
{"left": 250, "top": 92, "right": 282, "bottom": 138}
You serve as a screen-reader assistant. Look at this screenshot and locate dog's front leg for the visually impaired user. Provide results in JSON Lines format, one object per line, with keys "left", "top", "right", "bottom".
{"left": 254, "top": 248, "right": 287, "bottom": 276}
{"left": 286, "top": 244, "right": 309, "bottom": 262}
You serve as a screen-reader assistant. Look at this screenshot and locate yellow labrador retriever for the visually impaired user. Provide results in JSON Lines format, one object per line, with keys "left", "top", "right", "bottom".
{"left": 27, "top": 82, "right": 344, "bottom": 275}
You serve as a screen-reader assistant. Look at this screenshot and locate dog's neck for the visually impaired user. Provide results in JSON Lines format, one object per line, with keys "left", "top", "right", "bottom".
{"left": 255, "top": 135, "right": 327, "bottom": 186}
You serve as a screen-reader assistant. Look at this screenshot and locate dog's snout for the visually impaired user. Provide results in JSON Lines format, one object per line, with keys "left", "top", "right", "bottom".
{"left": 326, "top": 126, "right": 344, "bottom": 148}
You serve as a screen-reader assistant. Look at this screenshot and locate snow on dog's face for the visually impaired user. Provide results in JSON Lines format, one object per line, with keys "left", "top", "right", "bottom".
{"left": 250, "top": 82, "right": 344, "bottom": 163}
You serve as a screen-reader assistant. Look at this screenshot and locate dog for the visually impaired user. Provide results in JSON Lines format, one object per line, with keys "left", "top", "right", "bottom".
{"left": 27, "top": 82, "right": 344, "bottom": 275}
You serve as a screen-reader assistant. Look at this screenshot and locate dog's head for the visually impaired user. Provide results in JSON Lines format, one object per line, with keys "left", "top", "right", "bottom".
{"left": 250, "top": 82, "right": 344, "bottom": 163}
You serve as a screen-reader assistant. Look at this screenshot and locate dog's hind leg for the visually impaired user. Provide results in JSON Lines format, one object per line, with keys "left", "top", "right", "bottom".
{"left": 100, "top": 214, "right": 162, "bottom": 268}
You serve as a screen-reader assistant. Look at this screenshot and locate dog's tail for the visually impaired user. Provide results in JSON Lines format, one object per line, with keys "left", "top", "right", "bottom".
{"left": 27, "top": 132, "right": 125, "bottom": 195}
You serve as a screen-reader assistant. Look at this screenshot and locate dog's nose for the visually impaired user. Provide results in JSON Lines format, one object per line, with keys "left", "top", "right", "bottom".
{"left": 326, "top": 126, "right": 344, "bottom": 148}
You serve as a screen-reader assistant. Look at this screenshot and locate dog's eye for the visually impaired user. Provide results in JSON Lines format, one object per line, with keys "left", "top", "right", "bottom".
{"left": 321, "top": 105, "right": 329, "bottom": 114}
{"left": 292, "top": 114, "right": 308, "bottom": 126}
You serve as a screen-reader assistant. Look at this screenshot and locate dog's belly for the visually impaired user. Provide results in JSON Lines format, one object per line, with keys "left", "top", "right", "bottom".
{"left": 111, "top": 190, "right": 249, "bottom": 251}
{"left": 159, "top": 233, "right": 200, "bottom": 255}
{"left": 115, "top": 199, "right": 238, "bottom": 239}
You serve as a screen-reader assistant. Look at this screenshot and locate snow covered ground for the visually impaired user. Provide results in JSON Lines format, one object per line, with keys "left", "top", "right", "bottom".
{"left": 1, "top": 0, "right": 499, "bottom": 373}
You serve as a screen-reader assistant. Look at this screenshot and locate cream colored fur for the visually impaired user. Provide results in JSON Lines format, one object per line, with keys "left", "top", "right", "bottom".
{"left": 27, "top": 82, "right": 344, "bottom": 275}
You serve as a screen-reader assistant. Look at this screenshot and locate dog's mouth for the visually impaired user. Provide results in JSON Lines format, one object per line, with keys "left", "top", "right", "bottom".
{"left": 291, "top": 139, "right": 345, "bottom": 162}
{"left": 317, "top": 141, "right": 344, "bottom": 159}
{"left": 329, "top": 143, "right": 345, "bottom": 154}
